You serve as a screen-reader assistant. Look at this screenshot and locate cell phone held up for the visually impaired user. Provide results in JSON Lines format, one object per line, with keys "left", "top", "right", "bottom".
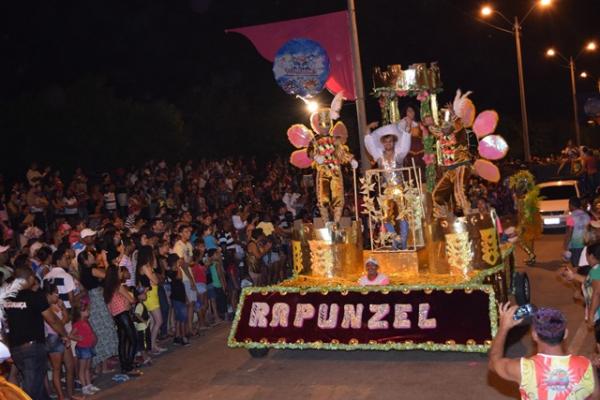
{"left": 513, "top": 304, "right": 537, "bottom": 322}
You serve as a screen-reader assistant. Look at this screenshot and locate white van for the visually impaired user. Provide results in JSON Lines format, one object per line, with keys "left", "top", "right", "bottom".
{"left": 538, "top": 180, "right": 580, "bottom": 230}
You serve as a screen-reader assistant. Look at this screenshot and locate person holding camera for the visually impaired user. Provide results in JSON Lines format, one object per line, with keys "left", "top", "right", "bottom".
{"left": 489, "top": 302, "right": 597, "bottom": 399}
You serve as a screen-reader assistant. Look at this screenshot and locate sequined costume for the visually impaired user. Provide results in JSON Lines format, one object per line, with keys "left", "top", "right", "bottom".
{"left": 431, "top": 119, "right": 472, "bottom": 216}
{"left": 309, "top": 131, "right": 354, "bottom": 222}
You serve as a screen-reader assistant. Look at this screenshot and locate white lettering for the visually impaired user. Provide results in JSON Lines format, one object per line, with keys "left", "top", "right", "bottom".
{"left": 269, "top": 303, "right": 290, "bottom": 328}
{"left": 418, "top": 303, "right": 437, "bottom": 329}
{"left": 341, "top": 304, "right": 364, "bottom": 329}
{"left": 393, "top": 304, "right": 412, "bottom": 329}
{"left": 368, "top": 304, "right": 390, "bottom": 330}
{"left": 317, "top": 303, "right": 340, "bottom": 329}
{"left": 248, "top": 302, "right": 270, "bottom": 328}
{"left": 293, "top": 303, "right": 316, "bottom": 328}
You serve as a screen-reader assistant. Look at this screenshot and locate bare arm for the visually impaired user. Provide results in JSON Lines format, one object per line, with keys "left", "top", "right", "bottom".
{"left": 42, "top": 308, "right": 68, "bottom": 338}
{"left": 488, "top": 303, "right": 522, "bottom": 384}
{"left": 588, "top": 280, "right": 600, "bottom": 326}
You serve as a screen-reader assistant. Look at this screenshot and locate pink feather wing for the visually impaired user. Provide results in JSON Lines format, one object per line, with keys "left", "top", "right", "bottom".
{"left": 287, "top": 124, "right": 314, "bottom": 148}
{"left": 458, "top": 99, "right": 476, "bottom": 128}
{"left": 290, "top": 149, "right": 313, "bottom": 169}
{"left": 474, "top": 159, "right": 501, "bottom": 183}
{"left": 478, "top": 134, "right": 509, "bottom": 160}
{"left": 473, "top": 110, "right": 499, "bottom": 139}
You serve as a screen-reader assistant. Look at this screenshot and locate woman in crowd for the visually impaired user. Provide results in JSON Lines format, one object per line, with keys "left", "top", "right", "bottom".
{"left": 103, "top": 260, "right": 140, "bottom": 376}
{"left": 77, "top": 249, "right": 118, "bottom": 375}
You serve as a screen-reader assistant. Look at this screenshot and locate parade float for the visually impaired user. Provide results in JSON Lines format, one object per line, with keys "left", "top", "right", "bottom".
{"left": 227, "top": 36, "right": 529, "bottom": 357}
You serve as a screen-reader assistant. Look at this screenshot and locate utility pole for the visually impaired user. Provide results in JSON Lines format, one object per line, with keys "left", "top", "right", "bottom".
{"left": 513, "top": 17, "right": 531, "bottom": 162}
{"left": 569, "top": 57, "right": 582, "bottom": 147}
{"left": 347, "top": 0, "right": 370, "bottom": 171}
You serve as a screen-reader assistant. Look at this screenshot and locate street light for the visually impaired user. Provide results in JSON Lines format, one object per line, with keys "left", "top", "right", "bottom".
{"left": 580, "top": 71, "right": 600, "bottom": 93}
{"left": 478, "top": 0, "right": 552, "bottom": 162}
{"left": 545, "top": 42, "right": 597, "bottom": 147}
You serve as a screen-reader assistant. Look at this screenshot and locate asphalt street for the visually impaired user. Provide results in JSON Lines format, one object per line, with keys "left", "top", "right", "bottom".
{"left": 95, "top": 231, "right": 592, "bottom": 400}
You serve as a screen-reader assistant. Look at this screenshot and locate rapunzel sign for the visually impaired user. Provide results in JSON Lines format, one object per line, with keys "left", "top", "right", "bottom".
{"left": 228, "top": 285, "right": 497, "bottom": 353}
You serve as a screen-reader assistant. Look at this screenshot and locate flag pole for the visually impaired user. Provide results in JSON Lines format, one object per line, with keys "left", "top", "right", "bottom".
{"left": 347, "top": 0, "right": 370, "bottom": 171}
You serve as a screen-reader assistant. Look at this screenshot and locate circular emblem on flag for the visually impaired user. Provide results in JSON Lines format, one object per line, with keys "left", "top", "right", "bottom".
{"left": 273, "top": 38, "right": 330, "bottom": 98}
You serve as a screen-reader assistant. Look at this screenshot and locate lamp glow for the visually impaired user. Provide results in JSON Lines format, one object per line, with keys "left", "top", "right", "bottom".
{"left": 539, "top": 0, "right": 552, "bottom": 6}
{"left": 580, "top": 72, "right": 588, "bottom": 78}
{"left": 546, "top": 48, "right": 556, "bottom": 57}
{"left": 481, "top": 5, "right": 493, "bottom": 16}
{"left": 306, "top": 101, "right": 319, "bottom": 113}
{"left": 586, "top": 41, "right": 597, "bottom": 51}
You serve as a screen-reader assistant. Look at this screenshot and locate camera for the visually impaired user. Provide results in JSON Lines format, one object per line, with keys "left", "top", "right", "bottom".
{"left": 513, "top": 303, "right": 537, "bottom": 321}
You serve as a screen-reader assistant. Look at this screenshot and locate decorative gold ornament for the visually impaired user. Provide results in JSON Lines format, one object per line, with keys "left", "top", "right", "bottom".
{"left": 480, "top": 227, "right": 500, "bottom": 266}
{"left": 466, "top": 339, "right": 476, "bottom": 346}
{"left": 296, "top": 339, "right": 305, "bottom": 344}
{"left": 445, "top": 231, "right": 474, "bottom": 277}
{"left": 331, "top": 339, "right": 340, "bottom": 344}
{"left": 444, "top": 288, "right": 454, "bottom": 294}
{"left": 278, "top": 338, "right": 287, "bottom": 344}
{"left": 446, "top": 340, "right": 456, "bottom": 345}
{"left": 260, "top": 338, "right": 269, "bottom": 344}
{"left": 349, "top": 339, "right": 359, "bottom": 345}
{"left": 424, "top": 288, "right": 433, "bottom": 294}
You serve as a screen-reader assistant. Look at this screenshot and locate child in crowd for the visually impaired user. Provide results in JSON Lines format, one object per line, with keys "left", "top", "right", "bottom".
{"left": 72, "top": 306, "right": 100, "bottom": 395}
{"left": 224, "top": 248, "right": 241, "bottom": 318}
{"left": 191, "top": 249, "right": 208, "bottom": 332}
{"left": 167, "top": 253, "right": 190, "bottom": 345}
{"left": 134, "top": 288, "right": 153, "bottom": 362}
{"left": 202, "top": 225, "right": 218, "bottom": 250}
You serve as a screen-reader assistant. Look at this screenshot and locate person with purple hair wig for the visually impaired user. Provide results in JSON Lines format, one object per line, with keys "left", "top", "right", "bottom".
{"left": 489, "top": 302, "right": 598, "bottom": 399}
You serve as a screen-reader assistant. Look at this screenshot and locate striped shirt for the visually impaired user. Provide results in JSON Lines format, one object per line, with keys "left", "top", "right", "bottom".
{"left": 44, "top": 267, "right": 75, "bottom": 309}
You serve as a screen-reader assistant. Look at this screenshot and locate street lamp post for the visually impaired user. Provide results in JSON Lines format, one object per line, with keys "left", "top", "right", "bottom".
{"left": 580, "top": 71, "right": 600, "bottom": 93}
{"left": 545, "top": 41, "right": 597, "bottom": 148}
{"left": 513, "top": 17, "right": 530, "bottom": 163}
{"left": 568, "top": 57, "right": 581, "bottom": 147}
{"left": 479, "top": 1, "right": 552, "bottom": 162}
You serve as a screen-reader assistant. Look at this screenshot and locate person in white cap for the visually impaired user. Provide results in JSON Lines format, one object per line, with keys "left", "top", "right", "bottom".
{"left": 73, "top": 228, "right": 96, "bottom": 257}
{"left": 358, "top": 258, "right": 390, "bottom": 286}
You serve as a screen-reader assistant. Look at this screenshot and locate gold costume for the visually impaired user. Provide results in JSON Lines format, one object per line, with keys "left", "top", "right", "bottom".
{"left": 432, "top": 120, "right": 472, "bottom": 216}
{"left": 310, "top": 134, "right": 354, "bottom": 222}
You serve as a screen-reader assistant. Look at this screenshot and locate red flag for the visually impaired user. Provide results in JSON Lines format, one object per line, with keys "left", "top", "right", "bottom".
{"left": 227, "top": 11, "right": 355, "bottom": 100}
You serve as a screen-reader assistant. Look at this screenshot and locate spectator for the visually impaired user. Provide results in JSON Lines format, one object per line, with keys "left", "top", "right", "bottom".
{"left": 5, "top": 267, "right": 71, "bottom": 400}
{"left": 489, "top": 303, "right": 597, "bottom": 399}
{"left": 72, "top": 305, "right": 100, "bottom": 396}
{"left": 103, "top": 262, "right": 139, "bottom": 377}
{"left": 77, "top": 249, "right": 118, "bottom": 375}
{"left": 44, "top": 247, "right": 77, "bottom": 310}
{"left": 564, "top": 197, "right": 591, "bottom": 271}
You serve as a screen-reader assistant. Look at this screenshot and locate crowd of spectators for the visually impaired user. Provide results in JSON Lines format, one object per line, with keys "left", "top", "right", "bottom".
{"left": 0, "top": 143, "right": 596, "bottom": 399}
{"left": 0, "top": 157, "right": 325, "bottom": 399}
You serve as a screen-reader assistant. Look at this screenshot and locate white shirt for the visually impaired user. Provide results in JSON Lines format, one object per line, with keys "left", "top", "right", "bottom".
{"left": 232, "top": 214, "right": 247, "bottom": 231}
{"left": 44, "top": 267, "right": 75, "bottom": 309}
{"left": 358, "top": 273, "right": 390, "bottom": 286}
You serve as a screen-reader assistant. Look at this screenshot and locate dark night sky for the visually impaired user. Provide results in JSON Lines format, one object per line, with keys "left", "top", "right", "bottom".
{"left": 1, "top": 0, "right": 599, "bottom": 171}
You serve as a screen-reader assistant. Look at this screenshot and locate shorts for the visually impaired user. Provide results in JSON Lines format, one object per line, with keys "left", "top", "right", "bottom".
{"left": 173, "top": 300, "right": 188, "bottom": 322}
{"left": 46, "top": 334, "right": 65, "bottom": 354}
{"left": 75, "top": 346, "right": 96, "bottom": 360}
{"left": 144, "top": 285, "right": 161, "bottom": 312}
{"left": 196, "top": 282, "right": 207, "bottom": 294}
{"left": 183, "top": 280, "right": 197, "bottom": 303}
{"left": 206, "top": 284, "right": 216, "bottom": 300}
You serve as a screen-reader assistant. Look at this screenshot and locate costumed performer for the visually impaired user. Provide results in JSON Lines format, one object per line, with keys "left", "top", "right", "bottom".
{"left": 308, "top": 104, "right": 358, "bottom": 223}
{"left": 364, "top": 119, "right": 412, "bottom": 249}
{"left": 430, "top": 104, "right": 472, "bottom": 217}
{"left": 509, "top": 170, "right": 541, "bottom": 266}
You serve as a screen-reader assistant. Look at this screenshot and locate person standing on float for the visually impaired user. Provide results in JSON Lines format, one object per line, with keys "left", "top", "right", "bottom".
{"left": 364, "top": 119, "right": 412, "bottom": 248}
